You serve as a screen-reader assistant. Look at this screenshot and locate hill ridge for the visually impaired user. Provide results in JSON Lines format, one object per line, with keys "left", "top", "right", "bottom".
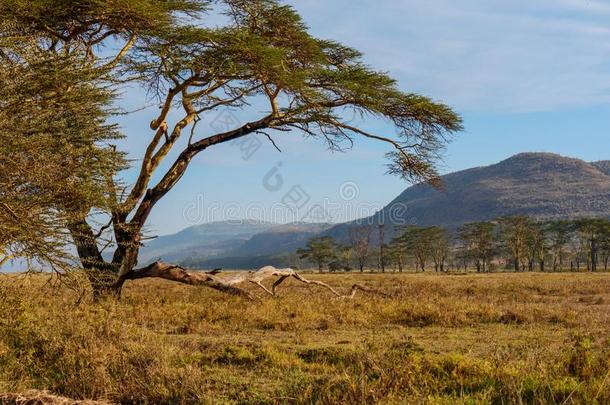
{"left": 326, "top": 152, "right": 610, "bottom": 242}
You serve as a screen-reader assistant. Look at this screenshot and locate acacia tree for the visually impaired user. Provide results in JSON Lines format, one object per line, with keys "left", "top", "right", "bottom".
{"left": 600, "top": 226, "right": 610, "bottom": 271}
{"left": 297, "top": 237, "right": 338, "bottom": 273}
{"left": 399, "top": 226, "right": 434, "bottom": 272}
{"left": 575, "top": 218, "right": 610, "bottom": 272}
{"left": 2, "top": 0, "right": 461, "bottom": 296}
{"left": 457, "top": 222, "right": 496, "bottom": 272}
{"left": 428, "top": 227, "right": 449, "bottom": 272}
{"left": 547, "top": 220, "right": 573, "bottom": 271}
{"left": 348, "top": 225, "right": 372, "bottom": 272}
{"left": 527, "top": 221, "right": 549, "bottom": 272}
{"left": 378, "top": 225, "right": 388, "bottom": 273}
{"left": 387, "top": 235, "right": 408, "bottom": 272}
{"left": 499, "top": 216, "right": 533, "bottom": 271}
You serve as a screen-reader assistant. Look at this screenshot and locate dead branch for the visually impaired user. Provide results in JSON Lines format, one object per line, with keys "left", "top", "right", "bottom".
{"left": 230, "top": 266, "right": 388, "bottom": 299}
{"left": 120, "top": 263, "right": 388, "bottom": 301}
{"left": 120, "top": 262, "right": 256, "bottom": 300}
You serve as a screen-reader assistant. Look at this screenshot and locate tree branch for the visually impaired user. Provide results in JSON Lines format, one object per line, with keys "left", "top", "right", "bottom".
{"left": 116, "top": 114, "right": 277, "bottom": 279}
{"left": 118, "top": 263, "right": 388, "bottom": 300}
{"left": 99, "top": 34, "right": 136, "bottom": 70}
{"left": 119, "top": 261, "right": 256, "bottom": 300}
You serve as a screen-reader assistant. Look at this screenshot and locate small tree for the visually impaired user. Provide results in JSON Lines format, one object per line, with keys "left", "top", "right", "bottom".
{"left": 378, "top": 225, "right": 387, "bottom": 273}
{"left": 457, "top": 222, "right": 496, "bottom": 272}
{"left": 348, "top": 225, "right": 372, "bottom": 272}
{"left": 428, "top": 227, "right": 450, "bottom": 272}
{"left": 330, "top": 245, "right": 354, "bottom": 272}
{"left": 499, "top": 216, "right": 533, "bottom": 272}
{"left": 575, "top": 218, "right": 610, "bottom": 272}
{"left": 399, "top": 226, "right": 434, "bottom": 272}
{"left": 547, "top": 220, "right": 574, "bottom": 271}
{"left": 600, "top": 225, "right": 610, "bottom": 271}
{"left": 527, "top": 221, "right": 549, "bottom": 272}
{"left": 388, "top": 235, "right": 408, "bottom": 272}
{"left": 297, "top": 237, "right": 338, "bottom": 273}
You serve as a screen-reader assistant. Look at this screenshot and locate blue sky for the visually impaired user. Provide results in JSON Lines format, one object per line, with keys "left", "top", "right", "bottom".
{"left": 117, "top": 0, "right": 610, "bottom": 235}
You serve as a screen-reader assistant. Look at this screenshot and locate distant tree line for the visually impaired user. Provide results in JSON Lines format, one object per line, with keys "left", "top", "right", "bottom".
{"left": 298, "top": 217, "right": 610, "bottom": 273}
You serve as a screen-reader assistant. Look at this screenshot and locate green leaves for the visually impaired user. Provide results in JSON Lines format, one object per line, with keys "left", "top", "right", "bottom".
{"left": 297, "top": 236, "right": 339, "bottom": 271}
{"left": 0, "top": 0, "right": 209, "bottom": 40}
{"left": 0, "top": 34, "right": 125, "bottom": 268}
{"left": 119, "top": 0, "right": 462, "bottom": 186}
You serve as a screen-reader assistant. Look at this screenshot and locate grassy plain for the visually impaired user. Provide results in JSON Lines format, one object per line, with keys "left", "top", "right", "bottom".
{"left": 0, "top": 271, "right": 609, "bottom": 404}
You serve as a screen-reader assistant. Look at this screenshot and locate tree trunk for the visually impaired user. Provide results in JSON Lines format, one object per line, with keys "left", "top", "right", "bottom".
{"left": 591, "top": 238, "right": 598, "bottom": 272}
{"left": 378, "top": 225, "right": 385, "bottom": 273}
{"left": 68, "top": 220, "right": 119, "bottom": 299}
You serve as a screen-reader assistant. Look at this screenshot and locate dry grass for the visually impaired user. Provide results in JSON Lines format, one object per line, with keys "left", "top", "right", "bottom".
{"left": 1, "top": 272, "right": 609, "bottom": 404}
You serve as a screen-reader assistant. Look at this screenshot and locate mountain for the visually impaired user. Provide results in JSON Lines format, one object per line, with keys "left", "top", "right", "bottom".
{"left": 178, "top": 222, "right": 333, "bottom": 269}
{"left": 139, "top": 220, "right": 277, "bottom": 264}
{"left": 327, "top": 153, "right": 610, "bottom": 240}
{"left": 139, "top": 221, "right": 333, "bottom": 268}
{"left": 230, "top": 222, "right": 333, "bottom": 256}
{"left": 592, "top": 160, "right": 610, "bottom": 176}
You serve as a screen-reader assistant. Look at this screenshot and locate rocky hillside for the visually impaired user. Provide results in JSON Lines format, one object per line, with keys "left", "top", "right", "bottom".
{"left": 592, "top": 160, "right": 610, "bottom": 176}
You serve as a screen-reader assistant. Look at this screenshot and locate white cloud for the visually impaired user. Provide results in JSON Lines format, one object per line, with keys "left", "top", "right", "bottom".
{"left": 288, "top": 0, "right": 610, "bottom": 113}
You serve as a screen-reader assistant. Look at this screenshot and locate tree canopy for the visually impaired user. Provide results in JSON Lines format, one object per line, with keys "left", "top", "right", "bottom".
{"left": 0, "top": 29, "right": 124, "bottom": 269}
{"left": 297, "top": 236, "right": 339, "bottom": 273}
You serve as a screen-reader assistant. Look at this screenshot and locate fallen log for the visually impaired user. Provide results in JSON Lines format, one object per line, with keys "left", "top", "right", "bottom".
{"left": 120, "top": 262, "right": 388, "bottom": 300}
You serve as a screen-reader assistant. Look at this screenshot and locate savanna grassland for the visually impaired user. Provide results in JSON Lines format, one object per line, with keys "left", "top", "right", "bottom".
{"left": 1, "top": 272, "right": 609, "bottom": 404}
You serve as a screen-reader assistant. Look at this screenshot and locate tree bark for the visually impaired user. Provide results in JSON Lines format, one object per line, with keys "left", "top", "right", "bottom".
{"left": 118, "top": 262, "right": 256, "bottom": 299}
{"left": 68, "top": 219, "right": 119, "bottom": 298}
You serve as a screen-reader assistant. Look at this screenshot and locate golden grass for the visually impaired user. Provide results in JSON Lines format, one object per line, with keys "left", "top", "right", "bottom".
{"left": 1, "top": 272, "right": 609, "bottom": 404}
